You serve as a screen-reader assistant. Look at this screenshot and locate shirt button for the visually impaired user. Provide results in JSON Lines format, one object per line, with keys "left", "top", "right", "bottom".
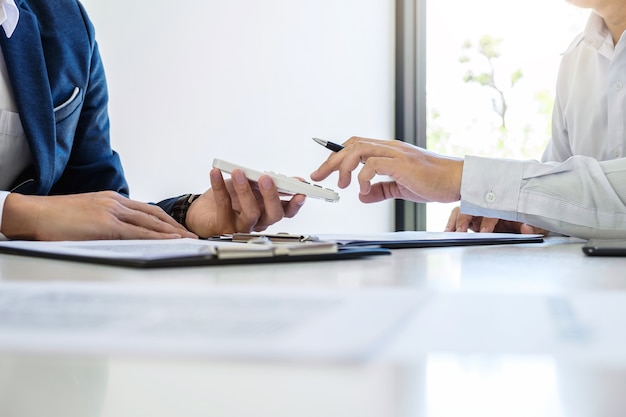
{"left": 613, "top": 148, "right": 621, "bottom": 157}
{"left": 485, "top": 191, "right": 496, "bottom": 203}
{"left": 616, "top": 81, "right": 624, "bottom": 90}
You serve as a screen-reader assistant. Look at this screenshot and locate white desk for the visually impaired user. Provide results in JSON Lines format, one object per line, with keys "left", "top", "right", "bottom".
{"left": 1, "top": 237, "right": 625, "bottom": 417}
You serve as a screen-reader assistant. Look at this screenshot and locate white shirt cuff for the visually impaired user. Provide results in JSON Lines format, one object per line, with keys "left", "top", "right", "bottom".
{"left": 459, "top": 155, "right": 524, "bottom": 221}
{"left": 0, "top": 191, "right": 10, "bottom": 240}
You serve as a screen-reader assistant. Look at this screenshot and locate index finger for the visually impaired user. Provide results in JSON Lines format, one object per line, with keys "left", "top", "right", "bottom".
{"left": 310, "top": 136, "right": 372, "bottom": 181}
{"left": 311, "top": 138, "right": 394, "bottom": 187}
{"left": 117, "top": 200, "right": 197, "bottom": 238}
{"left": 310, "top": 148, "right": 355, "bottom": 183}
{"left": 444, "top": 206, "right": 461, "bottom": 232}
{"left": 121, "top": 198, "right": 192, "bottom": 233}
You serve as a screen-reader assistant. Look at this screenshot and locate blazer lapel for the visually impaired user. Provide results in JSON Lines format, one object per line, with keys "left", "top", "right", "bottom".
{"left": 0, "top": 0, "right": 55, "bottom": 193}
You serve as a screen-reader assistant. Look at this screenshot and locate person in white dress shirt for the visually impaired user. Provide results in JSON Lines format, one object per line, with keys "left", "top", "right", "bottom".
{"left": 312, "top": 0, "right": 626, "bottom": 240}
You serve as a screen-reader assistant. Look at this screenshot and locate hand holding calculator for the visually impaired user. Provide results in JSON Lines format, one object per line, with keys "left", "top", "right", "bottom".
{"left": 212, "top": 158, "right": 340, "bottom": 202}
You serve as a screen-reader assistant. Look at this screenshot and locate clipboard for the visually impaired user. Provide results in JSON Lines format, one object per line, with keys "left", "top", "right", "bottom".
{"left": 0, "top": 239, "right": 391, "bottom": 268}
{"left": 314, "top": 231, "right": 544, "bottom": 249}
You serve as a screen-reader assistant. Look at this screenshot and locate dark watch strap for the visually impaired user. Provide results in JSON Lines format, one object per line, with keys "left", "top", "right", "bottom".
{"left": 171, "top": 194, "right": 201, "bottom": 229}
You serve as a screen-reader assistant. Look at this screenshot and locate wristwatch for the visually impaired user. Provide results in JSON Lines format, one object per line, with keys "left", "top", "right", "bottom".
{"left": 171, "top": 193, "right": 201, "bottom": 229}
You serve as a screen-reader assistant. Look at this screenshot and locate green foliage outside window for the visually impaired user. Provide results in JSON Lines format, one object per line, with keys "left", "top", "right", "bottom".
{"left": 427, "top": 34, "right": 553, "bottom": 160}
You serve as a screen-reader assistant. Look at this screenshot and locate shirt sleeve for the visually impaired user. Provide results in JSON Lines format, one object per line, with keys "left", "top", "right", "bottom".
{"left": 541, "top": 90, "right": 572, "bottom": 163}
{"left": 0, "top": 191, "right": 10, "bottom": 240}
{"left": 459, "top": 155, "right": 626, "bottom": 239}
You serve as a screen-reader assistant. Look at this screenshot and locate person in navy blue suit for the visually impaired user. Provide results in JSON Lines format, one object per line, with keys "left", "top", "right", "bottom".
{"left": 0, "top": 0, "right": 304, "bottom": 240}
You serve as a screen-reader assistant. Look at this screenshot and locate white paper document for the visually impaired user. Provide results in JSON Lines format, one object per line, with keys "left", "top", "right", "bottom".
{"left": 383, "top": 293, "right": 626, "bottom": 363}
{"left": 315, "top": 231, "right": 544, "bottom": 248}
{"left": 0, "top": 283, "right": 425, "bottom": 361}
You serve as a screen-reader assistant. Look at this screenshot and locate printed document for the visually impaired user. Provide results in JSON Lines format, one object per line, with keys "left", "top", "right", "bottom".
{"left": 0, "top": 282, "right": 425, "bottom": 361}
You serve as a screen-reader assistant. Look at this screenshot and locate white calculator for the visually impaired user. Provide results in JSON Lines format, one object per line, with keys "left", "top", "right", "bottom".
{"left": 212, "top": 158, "right": 340, "bottom": 202}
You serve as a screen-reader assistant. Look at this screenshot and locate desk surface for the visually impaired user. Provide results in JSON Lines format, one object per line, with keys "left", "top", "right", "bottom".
{"left": 1, "top": 236, "right": 625, "bottom": 417}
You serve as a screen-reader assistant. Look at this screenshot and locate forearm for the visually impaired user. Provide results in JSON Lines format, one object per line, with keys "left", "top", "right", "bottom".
{"left": 0, "top": 192, "right": 195, "bottom": 241}
{"left": 460, "top": 155, "right": 626, "bottom": 239}
{"left": 0, "top": 194, "right": 40, "bottom": 240}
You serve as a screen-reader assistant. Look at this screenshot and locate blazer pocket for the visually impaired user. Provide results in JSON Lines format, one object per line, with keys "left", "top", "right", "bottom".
{"left": 53, "top": 87, "right": 82, "bottom": 121}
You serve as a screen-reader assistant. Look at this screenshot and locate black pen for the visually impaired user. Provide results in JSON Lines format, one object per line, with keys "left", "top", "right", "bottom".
{"left": 312, "top": 137, "right": 344, "bottom": 153}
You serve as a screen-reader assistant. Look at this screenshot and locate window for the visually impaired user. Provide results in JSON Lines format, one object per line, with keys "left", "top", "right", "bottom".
{"left": 423, "top": 0, "right": 588, "bottom": 230}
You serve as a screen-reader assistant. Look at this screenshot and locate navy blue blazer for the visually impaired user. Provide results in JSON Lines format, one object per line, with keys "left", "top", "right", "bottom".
{"left": 0, "top": 0, "right": 128, "bottom": 196}
{"left": 0, "top": 0, "right": 178, "bottom": 213}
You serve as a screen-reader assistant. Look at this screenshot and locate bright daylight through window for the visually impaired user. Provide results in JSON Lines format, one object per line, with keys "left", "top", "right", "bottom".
{"left": 425, "top": 0, "right": 589, "bottom": 230}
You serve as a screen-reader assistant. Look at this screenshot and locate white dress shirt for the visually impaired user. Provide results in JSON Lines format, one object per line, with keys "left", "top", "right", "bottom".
{"left": 0, "top": 0, "right": 18, "bottom": 38}
{"left": 460, "top": 12, "right": 626, "bottom": 239}
{"left": 0, "top": 0, "right": 24, "bottom": 239}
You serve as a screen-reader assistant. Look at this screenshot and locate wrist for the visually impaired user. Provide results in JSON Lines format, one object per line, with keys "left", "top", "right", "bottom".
{"left": 2, "top": 193, "right": 38, "bottom": 240}
{"left": 437, "top": 157, "right": 463, "bottom": 203}
{"left": 170, "top": 194, "right": 201, "bottom": 229}
{"left": 0, "top": 191, "right": 10, "bottom": 240}
{"left": 452, "top": 159, "right": 464, "bottom": 201}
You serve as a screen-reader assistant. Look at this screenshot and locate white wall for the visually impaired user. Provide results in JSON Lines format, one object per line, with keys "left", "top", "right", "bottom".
{"left": 81, "top": 0, "right": 395, "bottom": 234}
